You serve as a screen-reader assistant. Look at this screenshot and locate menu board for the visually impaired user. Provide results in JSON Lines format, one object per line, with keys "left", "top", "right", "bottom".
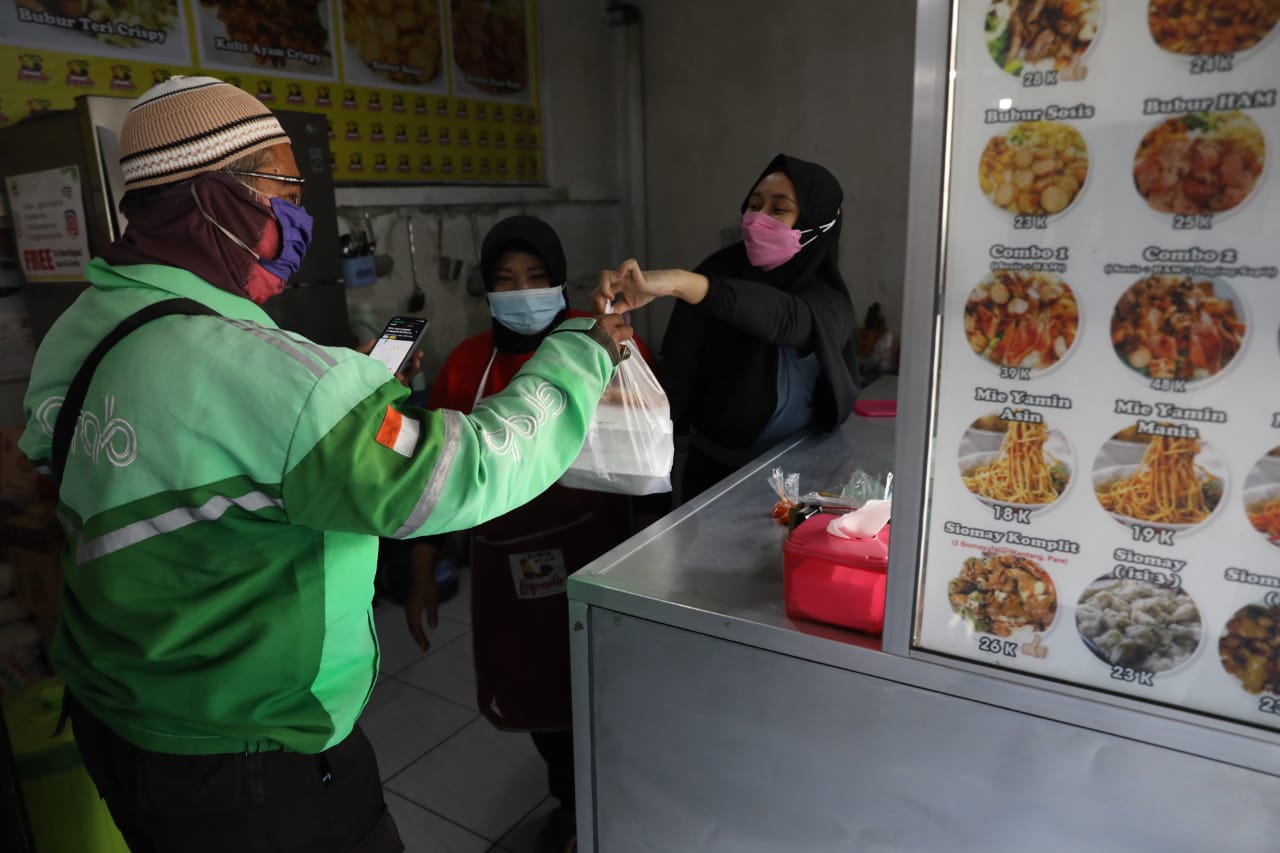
{"left": 0, "top": 0, "right": 543, "bottom": 184}
{"left": 915, "top": 0, "right": 1280, "bottom": 730}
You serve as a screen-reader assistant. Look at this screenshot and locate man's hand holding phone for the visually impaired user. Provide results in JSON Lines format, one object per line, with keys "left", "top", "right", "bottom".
{"left": 362, "top": 315, "right": 429, "bottom": 386}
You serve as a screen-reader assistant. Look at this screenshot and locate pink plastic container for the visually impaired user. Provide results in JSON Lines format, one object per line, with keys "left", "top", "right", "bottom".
{"left": 783, "top": 513, "right": 890, "bottom": 635}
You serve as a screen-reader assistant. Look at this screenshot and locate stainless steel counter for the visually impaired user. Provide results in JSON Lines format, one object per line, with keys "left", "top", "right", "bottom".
{"left": 568, "top": 412, "right": 1280, "bottom": 853}
{"left": 571, "top": 414, "right": 894, "bottom": 657}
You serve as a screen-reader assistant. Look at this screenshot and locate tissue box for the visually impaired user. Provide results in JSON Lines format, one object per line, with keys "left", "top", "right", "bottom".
{"left": 783, "top": 512, "right": 890, "bottom": 635}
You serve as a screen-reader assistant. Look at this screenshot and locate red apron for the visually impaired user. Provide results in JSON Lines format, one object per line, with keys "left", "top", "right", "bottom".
{"left": 470, "top": 483, "right": 629, "bottom": 730}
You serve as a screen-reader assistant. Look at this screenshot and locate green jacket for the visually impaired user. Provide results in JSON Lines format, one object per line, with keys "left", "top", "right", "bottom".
{"left": 20, "top": 258, "right": 617, "bottom": 755}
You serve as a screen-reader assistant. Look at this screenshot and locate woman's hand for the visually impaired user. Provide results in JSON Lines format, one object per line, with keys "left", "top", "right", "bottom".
{"left": 594, "top": 260, "right": 708, "bottom": 314}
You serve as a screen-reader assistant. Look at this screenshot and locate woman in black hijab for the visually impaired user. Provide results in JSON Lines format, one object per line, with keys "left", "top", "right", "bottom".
{"left": 598, "top": 153, "right": 857, "bottom": 501}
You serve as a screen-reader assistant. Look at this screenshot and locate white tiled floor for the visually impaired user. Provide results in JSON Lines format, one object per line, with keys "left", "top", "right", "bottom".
{"left": 370, "top": 570, "right": 557, "bottom": 853}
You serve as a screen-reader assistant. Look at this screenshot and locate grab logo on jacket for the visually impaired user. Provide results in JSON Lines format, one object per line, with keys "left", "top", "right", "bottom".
{"left": 478, "top": 382, "right": 566, "bottom": 461}
{"left": 36, "top": 395, "right": 138, "bottom": 468}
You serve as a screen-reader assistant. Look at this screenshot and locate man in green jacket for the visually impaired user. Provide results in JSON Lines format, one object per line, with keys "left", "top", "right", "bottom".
{"left": 19, "top": 76, "right": 631, "bottom": 852}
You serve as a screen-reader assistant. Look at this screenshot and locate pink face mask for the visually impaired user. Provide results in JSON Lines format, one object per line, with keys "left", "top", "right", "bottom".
{"left": 740, "top": 210, "right": 839, "bottom": 271}
{"left": 740, "top": 211, "right": 801, "bottom": 271}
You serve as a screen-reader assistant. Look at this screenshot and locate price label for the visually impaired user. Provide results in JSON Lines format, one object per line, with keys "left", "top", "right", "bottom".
{"left": 1190, "top": 54, "right": 1234, "bottom": 74}
{"left": 1110, "top": 666, "right": 1155, "bottom": 687}
{"left": 1131, "top": 525, "right": 1176, "bottom": 547}
{"left": 978, "top": 636, "right": 1019, "bottom": 658}
{"left": 1173, "top": 214, "right": 1214, "bottom": 231}
{"left": 1022, "top": 70, "right": 1060, "bottom": 87}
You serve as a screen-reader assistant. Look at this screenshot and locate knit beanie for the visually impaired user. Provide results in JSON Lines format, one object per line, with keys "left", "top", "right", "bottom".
{"left": 118, "top": 76, "right": 289, "bottom": 190}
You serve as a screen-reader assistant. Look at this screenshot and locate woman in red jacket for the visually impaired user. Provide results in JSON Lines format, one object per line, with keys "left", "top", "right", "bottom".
{"left": 405, "top": 215, "right": 648, "bottom": 853}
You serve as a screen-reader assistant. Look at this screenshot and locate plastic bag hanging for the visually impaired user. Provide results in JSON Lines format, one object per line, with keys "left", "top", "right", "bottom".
{"left": 558, "top": 342, "right": 674, "bottom": 496}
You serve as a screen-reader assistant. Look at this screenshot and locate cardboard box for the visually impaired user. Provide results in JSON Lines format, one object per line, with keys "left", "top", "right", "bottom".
{"left": 4, "top": 503, "right": 64, "bottom": 621}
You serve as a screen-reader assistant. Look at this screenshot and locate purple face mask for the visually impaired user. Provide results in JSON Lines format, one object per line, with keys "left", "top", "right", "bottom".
{"left": 191, "top": 184, "right": 313, "bottom": 286}
{"left": 258, "top": 196, "right": 313, "bottom": 281}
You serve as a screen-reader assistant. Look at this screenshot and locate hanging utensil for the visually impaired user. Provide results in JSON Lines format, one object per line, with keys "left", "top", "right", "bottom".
{"left": 436, "top": 213, "right": 462, "bottom": 281}
{"left": 465, "top": 212, "right": 486, "bottom": 297}
{"left": 406, "top": 216, "right": 425, "bottom": 312}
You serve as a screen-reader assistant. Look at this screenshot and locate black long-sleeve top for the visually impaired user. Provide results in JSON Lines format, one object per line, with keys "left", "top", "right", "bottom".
{"left": 659, "top": 243, "right": 858, "bottom": 451}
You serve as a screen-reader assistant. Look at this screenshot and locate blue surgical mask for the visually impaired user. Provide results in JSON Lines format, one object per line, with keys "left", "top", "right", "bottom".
{"left": 487, "top": 284, "right": 567, "bottom": 335}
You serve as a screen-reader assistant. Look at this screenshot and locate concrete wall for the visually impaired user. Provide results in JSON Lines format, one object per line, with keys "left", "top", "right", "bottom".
{"left": 635, "top": 0, "right": 917, "bottom": 342}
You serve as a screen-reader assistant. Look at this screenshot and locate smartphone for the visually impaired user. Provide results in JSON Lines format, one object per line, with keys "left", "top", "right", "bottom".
{"left": 367, "top": 315, "right": 429, "bottom": 374}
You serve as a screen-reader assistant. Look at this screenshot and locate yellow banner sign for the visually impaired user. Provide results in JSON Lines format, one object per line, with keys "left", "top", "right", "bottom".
{"left": 0, "top": 0, "right": 542, "bottom": 183}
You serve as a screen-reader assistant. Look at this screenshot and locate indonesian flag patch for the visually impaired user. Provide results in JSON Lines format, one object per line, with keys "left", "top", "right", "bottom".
{"left": 375, "top": 405, "right": 421, "bottom": 458}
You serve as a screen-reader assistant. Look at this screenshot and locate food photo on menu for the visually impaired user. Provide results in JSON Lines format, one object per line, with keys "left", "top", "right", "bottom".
{"left": 1244, "top": 446, "right": 1280, "bottom": 547}
{"left": 979, "top": 120, "right": 1090, "bottom": 217}
{"left": 1133, "top": 110, "right": 1266, "bottom": 217}
{"left": 451, "top": 0, "right": 529, "bottom": 96}
{"left": 948, "top": 552, "right": 1058, "bottom": 639}
{"left": 983, "top": 0, "right": 1100, "bottom": 80}
{"left": 1075, "top": 575, "right": 1203, "bottom": 676}
{"left": 1092, "top": 423, "right": 1225, "bottom": 535}
{"left": 1110, "top": 275, "right": 1247, "bottom": 386}
{"left": 957, "top": 411, "right": 1073, "bottom": 513}
{"left": 1221, "top": 601, "right": 1280, "bottom": 697}
{"left": 1147, "top": 0, "right": 1280, "bottom": 57}
{"left": 14, "top": 0, "right": 181, "bottom": 47}
{"left": 197, "top": 0, "right": 335, "bottom": 74}
{"left": 341, "top": 0, "right": 443, "bottom": 86}
{"left": 2, "top": 0, "right": 192, "bottom": 64}
{"left": 964, "top": 270, "right": 1080, "bottom": 374}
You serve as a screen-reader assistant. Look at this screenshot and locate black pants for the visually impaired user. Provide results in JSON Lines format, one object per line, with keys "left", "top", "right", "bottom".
{"left": 530, "top": 729, "right": 575, "bottom": 812}
{"left": 67, "top": 694, "right": 403, "bottom": 853}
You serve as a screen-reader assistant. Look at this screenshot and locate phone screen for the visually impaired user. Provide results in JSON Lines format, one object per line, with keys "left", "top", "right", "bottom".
{"left": 368, "top": 316, "right": 429, "bottom": 373}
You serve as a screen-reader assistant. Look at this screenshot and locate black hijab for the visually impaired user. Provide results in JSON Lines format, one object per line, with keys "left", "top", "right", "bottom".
{"left": 480, "top": 215, "right": 570, "bottom": 354}
{"left": 661, "top": 152, "right": 858, "bottom": 447}
{"left": 727, "top": 153, "right": 847, "bottom": 294}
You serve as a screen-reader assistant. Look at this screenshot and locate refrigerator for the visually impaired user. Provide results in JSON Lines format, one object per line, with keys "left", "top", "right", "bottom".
{"left": 0, "top": 95, "right": 352, "bottom": 346}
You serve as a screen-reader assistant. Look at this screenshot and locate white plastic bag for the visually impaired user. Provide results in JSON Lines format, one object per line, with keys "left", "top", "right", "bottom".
{"left": 559, "top": 343, "right": 674, "bottom": 495}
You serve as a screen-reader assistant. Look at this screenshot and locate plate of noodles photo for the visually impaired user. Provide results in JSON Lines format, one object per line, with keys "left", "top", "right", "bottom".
{"left": 1110, "top": 275, "right": 1247, "bottom": 389}
{"left": 1092, "top": 424, "right": 1226, "bottom": 533}
{"left": 958, "top": 412, "right": 1073, "bottom": 514}
{"left": 1148, "top": 0, "right": 1280, "bottom": 57}
{"left": 1243, "top": 446, "right": 1280, "bottom": 549}
{"left": 964, "top": 270, "right": 1081, "bottom": 376}
{"left": 1133, "top": 111, "right": 1266, "bottom": 218}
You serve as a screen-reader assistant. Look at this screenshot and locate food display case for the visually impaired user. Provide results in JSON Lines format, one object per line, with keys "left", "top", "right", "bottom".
{"left": 567, "top": 3, "right": 1280, "bottom": 851}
